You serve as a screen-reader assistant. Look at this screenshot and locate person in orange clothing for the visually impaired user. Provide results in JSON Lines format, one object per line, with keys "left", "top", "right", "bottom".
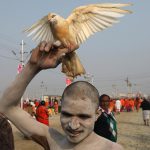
{"left": 112, "top": 99, "right": 116, "bottom": 112}
{"left": 135, "top": 97, "right": 142, "bottom": 112}
{"left": 130, "top": 99, "right": 135, "bottom": 111}
{"left": 120, "top": 99, "right": 125, "bottom": 112}
{"left": 34, "top": 99, "right": 40, "bottom": 108}
{"left": 47, "top": 107, "right": 53, "bottom": 117}
{"left": 36, "top": 101, "right": 49, "bottom": 126}
{"left": 128, "top": 99, "right": 131, "bottom": 111}
{"left": 45, "top": 100, "right": 49, "bottom": 108}
{"left": 109, "top": 99, "right": 115, "bottom": 112}
{"left": 124, "top": 98, "right": 130, "bottom": 112}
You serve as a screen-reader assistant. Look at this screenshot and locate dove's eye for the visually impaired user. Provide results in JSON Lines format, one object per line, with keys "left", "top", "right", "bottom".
{"left": 51, "top": 14, "right": 56, "bottom": 18}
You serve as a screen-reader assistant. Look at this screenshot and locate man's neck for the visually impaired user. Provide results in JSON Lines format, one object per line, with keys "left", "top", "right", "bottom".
{"left": 60, "top": 132, "right": 95, "bottom": 149}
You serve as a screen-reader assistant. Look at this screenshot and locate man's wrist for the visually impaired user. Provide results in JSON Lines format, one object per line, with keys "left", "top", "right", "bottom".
{"left": 25, "top": 62, "right": 41, "bottom": 75}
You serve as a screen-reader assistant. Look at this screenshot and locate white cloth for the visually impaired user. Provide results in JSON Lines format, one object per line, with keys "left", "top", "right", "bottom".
{"left": 143, "top": 110, "right": 150, "bottom": 120}
{"left": 115, "top": 100, "right": 121, "bottom": 111}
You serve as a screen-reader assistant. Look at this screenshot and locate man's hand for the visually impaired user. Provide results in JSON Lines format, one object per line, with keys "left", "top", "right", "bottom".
{"left": 29, "top": 41, "right": 69, "bottom": 70}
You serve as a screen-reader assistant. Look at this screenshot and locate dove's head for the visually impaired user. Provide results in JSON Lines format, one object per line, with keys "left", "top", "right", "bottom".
{"left": 48, "top": 13, "right": 63, "bottom": 26}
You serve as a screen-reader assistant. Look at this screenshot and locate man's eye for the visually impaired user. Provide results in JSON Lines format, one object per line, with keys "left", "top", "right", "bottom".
{"left": 62, "top": 112, "right": 72, "bottom": 117}
{"left": 79, "top": 115, "right": 90, "bottom": 119}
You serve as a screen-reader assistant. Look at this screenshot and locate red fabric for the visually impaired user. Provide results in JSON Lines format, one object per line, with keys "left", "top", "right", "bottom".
{"left": 45, "top": 101, "right": 49, "bottom": 107}
{"left": 36, "top": 106, "right": 49, "bottom": 126}
{"left": 136, "top": 99, "right": 142, "bottom": 111}
{"left": 129, "top": 100, "right": 134, "bottom": 111}
{"left": 120, "top": 99, "right": 125, "bottom": 107}
{"left": 125, "top": 100, "right": 129, "bottom": 107}
{"left": 17, "top": 64, "right": 23, "bottom": 74}
{"left": 66, "top": 78, "right": 72, "bottom": 86}
{"left": 109, "top": 100, "right": 114, "bottom": 111}
{"left": 35, "top": 101, "right": 39, "bottom": 107}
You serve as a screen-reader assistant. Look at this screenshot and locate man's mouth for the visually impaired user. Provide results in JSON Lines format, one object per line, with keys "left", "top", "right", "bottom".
{"left": 66, "top": 129, "right": 83, "bottom": 137}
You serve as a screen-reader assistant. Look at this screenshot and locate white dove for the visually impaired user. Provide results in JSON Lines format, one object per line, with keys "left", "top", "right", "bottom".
{"left": 24, "top": 3, "right": 132, "bottom": 79}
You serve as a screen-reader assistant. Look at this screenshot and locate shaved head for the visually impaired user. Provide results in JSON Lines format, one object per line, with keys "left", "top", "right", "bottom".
{"left": 62, "top": 81, "right": 99, "bottom": 109}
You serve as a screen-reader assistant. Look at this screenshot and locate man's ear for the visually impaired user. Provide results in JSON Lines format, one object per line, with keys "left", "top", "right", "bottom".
{"left": 95, "top": 108, "right": 102, "bottom": 121}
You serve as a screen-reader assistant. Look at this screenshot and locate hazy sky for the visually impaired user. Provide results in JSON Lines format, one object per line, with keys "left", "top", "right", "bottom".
{"left": 0, "top": 0, "right": 150, "bottom": 98}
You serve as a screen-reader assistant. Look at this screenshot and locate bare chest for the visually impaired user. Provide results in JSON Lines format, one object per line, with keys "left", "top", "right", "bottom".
{"left": 48, "top": 140, "right": 111, "bottom": 150}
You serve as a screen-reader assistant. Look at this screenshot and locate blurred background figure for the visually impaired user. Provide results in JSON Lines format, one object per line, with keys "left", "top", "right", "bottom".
{"left": 120, "top": 98, "right": 125, "bottom": 112}
{"left": 53, "top": 100, "right": 59, "bottom": 115}
{"left": 135, "top": 97, "right": 142, "bottom": 112}
{"left": 115, "top": 99, "right": 121, "bottom": 114}
{"left": 140, "top": 98, "right": 150, "bottom": 126}
{"left": 36, "top": 101, "right": 49, "bottom": 126}
{"left": 23, "top": 100, "right": 36, "bottom": 117}
{"left": 94, "top": 94, "right": 117, "bottom": 142}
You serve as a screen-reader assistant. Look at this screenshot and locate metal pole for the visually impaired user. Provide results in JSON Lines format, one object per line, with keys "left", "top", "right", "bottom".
{"left": 84, "top": 73, "right": 94, "bottom": 84}
{"left": 20, "top": 40, "right": 25, "bottom": 66}
{"left": 41, "top": 81, "right": 44, "bottom": 100}
{"left": 20, "top": 40, "right": 25, "bottom": 109}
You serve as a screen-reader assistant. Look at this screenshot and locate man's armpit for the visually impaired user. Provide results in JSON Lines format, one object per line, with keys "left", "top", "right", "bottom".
{"left": 31, "top": 134, "right": 50, "bottom": 150}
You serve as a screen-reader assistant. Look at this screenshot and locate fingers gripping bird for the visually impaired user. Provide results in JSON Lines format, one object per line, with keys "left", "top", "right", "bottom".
{"left": 24, "top": 3, "right": 132, "bottom": 79}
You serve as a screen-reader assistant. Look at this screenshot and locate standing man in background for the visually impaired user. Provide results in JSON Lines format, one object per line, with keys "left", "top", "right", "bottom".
{"left": 140, "top": 98, "right": 150, "bottom": 126}
{"left": 94, "top": 94, "right": 117, "bottom": 142}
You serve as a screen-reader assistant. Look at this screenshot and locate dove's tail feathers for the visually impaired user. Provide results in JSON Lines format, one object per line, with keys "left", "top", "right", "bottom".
{"left": 62, "top": 51, "right": 85, "bottom": 78}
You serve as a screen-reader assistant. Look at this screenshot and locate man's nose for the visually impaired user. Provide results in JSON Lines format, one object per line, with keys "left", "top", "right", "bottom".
{"left": 69, "top": 117, "right": 80, "bottom": 130}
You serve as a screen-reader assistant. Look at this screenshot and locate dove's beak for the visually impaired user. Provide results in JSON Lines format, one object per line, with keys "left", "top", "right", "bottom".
{"left": 47, "top": 14, "right": 52, "bottom": 21}
{"left": 49, "top": 18, "right": 57, "bottom": 26}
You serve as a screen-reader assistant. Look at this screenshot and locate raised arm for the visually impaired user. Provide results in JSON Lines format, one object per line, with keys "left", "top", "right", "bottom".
{"left": 0, "top": 41, "right": 69, "bottom": 138}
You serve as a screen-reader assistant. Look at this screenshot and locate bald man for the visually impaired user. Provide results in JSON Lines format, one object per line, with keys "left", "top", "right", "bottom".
{"left": 0, "top": 42, "right": 123, "bottom": 150}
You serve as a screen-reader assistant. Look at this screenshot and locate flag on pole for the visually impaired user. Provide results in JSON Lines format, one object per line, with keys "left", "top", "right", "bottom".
{"left": 17, "top": 64, "right": 23, "bottom": 74}
{"left": 66, "top": 77, "right": 72, "bottom": 86}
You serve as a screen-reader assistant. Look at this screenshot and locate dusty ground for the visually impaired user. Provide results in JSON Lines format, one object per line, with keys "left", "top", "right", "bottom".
{"left": 12, "top": 109, "right": 150, "bottom": 150}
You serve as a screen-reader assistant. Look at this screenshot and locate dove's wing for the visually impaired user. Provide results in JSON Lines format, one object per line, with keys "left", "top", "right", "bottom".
{"left": 66, "top": 3, "right": 132, "bottom": 45}
{"left": 24, "top": 15, "right": 55, "bottom": 43}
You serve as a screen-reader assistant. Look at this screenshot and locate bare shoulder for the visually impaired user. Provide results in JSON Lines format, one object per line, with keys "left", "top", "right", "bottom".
{"left": 45, "top": 128, "right": 67, "bottom": 148}
{"left": 47, "top": 128, "right": 64, "bottom": 141}
{"left": 102, "top": 138, "right": 124, "bottom": 150}
{"left": 92, "top": 133, "right": 124, "bottom": 150}
{"left": 111, "top": 142, "right": 124, "bottom": 150}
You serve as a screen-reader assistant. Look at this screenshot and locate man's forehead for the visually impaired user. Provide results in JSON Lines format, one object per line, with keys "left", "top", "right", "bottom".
{"left": 62, "top": 96, "right": 92, "bottom": 105}
{"left": 64, "top": 93, "right": 89, "bottom": 100}
{"left": 61, "top": 98, "right": 95, "bottom": 111}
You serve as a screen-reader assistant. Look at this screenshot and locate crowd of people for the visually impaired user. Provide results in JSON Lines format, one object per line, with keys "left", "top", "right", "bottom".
{"left": 22, "top": 95, "right": 147, "bottom": 122}
{"left": 21, "top": 87, "right": 150, "bottom": 146}
{"left": 23, "top": 99, "right": 59, "bottom": 126}
{"left": 107, "top": 97, "right": 143, "bottom": 114}
{"left": 21, "top": 89, "right": 150, "bottom": 144}
{"left": 22, "top": 91, "right": 150, "bottom": 138}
